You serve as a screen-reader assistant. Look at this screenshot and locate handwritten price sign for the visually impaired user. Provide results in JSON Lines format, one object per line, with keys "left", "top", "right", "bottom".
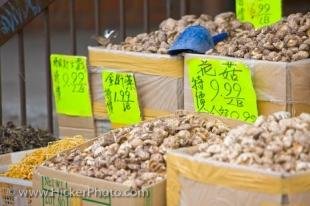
{"left": 236, "top": 0, "right": 282, "bottom": 28}
{"left": 102, "top": 70, "right": 141, "bottom": 124}
{"left": 50, "top": 54, "right": 92, "bottom": 117}
{"left": 187, "top": 58, "right": 258, "bottom": 123}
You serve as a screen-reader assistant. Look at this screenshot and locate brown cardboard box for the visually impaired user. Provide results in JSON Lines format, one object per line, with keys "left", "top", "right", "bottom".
{"left": 32, "top": 113, "right": 240, "bottom": 206}
{"left": 0, "top": 150, "right": 34, "bottom": 206}
{"left": 88, "top": 47, "right": 184, "bottom": 133}
{"left": 167, "top": 147, "right": 310, "bottom": 206}
{"left": 184, "top": 53, "right": 310, "bottom": 117}
{"left": 31, "top": 138, "right": 165, "bottom": 206}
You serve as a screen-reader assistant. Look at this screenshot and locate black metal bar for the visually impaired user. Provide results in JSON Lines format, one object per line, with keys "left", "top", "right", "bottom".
{"left": 44, "top": 8, "right": 53, "bottom": 133}
{"left": 94, "top": 0, "right": 101, "bottom": 37}
{"left": 119, "top": 0, "right": 125, "bottom": 41}
{"left": 69, "top": 0, "right": 77, "bottom": 54}
{"left": 166, "top": 0, "right": 171, "bottom": 18}
{"left": 180, "top": 0, "right": 187, "bottom": 16}
{"left": 143, "top": 0, "right": 149, "bottom": 33}
{"left": 18, "top": 30, "right": 26, "bottom": 126}
{"left": 0, "top": 49, "right": 2, "bottom": 125}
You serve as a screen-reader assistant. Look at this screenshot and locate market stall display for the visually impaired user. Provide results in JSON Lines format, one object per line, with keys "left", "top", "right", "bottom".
{"left": 167, "top": 112, "right": 310, "bottom": 206}
{"left": 91, "top": 15, "right": 191, "bottom": 132}
{"left": 0, "top": 0, "right": 309, "bottom": 205}
{"left": 33, "top": 112, "right": 230, "bottom": 206}
{"left": 88, "top": 47, "right": 183, "bottom": 133}
{"left": 182, "top": 12, "right": 310, "bottom": 119}
{"left": 89, "top": 12, "right": 254, "bottom": 133}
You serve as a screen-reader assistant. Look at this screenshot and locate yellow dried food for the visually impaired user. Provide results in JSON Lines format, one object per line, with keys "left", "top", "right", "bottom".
{"left": 4, "top": 136, "right": 85, "bottom": 180}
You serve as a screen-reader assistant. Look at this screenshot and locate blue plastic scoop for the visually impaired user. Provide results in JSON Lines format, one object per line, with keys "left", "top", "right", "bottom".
{"left": 168, "top": 25, "right": 228, "bottom": 55}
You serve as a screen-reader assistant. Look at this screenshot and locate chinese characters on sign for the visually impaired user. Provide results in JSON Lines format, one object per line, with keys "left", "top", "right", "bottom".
{"left": 188, "top": 58, "right": 258, "bottom": 123}
{"left": 50, "top": 54, "right": 92, "bottom": 117}
{"left": 236, "top": 0, "right": 282, "bottom": 28}
{"left": 102, "top": 71, "right": 141, "bottom": 124}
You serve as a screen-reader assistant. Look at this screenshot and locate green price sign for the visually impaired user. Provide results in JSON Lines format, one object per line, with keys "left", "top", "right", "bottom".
{"left": 236, "top": 0, "right": 282, "bottom": 28}
{"left": 102, "top": 70, "right": 141, "bottom": 124}
{"left": 187, "top": 58, "right": 258, "bottom": 123}
{"left": 50, "top": 54, "right": 92, "bottom": 117}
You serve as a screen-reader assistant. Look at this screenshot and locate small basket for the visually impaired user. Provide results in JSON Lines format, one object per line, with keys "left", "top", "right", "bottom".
{"left": 0, "top": 180, "right": 32, "bottom": 206}
{"left": 0, "top": 150, "right": 34, "bottom": 206}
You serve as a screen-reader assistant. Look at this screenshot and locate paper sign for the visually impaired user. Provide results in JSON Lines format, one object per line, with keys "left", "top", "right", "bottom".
{"left": 236, "top": 0, "right": 282, "bottom": 28}
{"left": 50, "top": 54, "right": 92, "bottom": 117}
{"left": 41, "top": 176, "right": 69, "bottom": 206}
{"left": 102, "top": 70, "right": 141, "bottom": 124}
{"left": 187, "top": 58, "right": 258, "bottom": 123}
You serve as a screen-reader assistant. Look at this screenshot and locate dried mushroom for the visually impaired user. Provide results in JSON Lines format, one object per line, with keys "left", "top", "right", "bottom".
{"left": 0, "top": 122, "right": 57, "bottom": 155}
{"left": 102, "top": 12, "right": 252, "bottom": 54}
{"left": 211, "top": 12, "right": 310, "bottom": 62}
{"left": 44, "top": 111, "right": 229, "bottom": 189}
{"left": 100, "top": 12, "right": 309, "bottom": 62}
{"left": 194, "top": 112, "right": 310, "bottom": 174}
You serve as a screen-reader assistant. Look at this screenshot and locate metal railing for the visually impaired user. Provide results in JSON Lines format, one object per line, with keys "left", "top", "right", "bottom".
{"left": 0, "top": 0, "right": 194, "bottom": 134}
{"left": 0, "top": 0, "right": 56, "bottom": 132}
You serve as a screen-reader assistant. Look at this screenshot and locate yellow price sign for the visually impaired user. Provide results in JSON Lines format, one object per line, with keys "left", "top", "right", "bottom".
{"left": 236, "top": 0, "right": 282, "bottom": 28}
{"left": 50, "top": 54, "right": 92, "bottom": 117}
{"left": 187, "top": 58, "right": 258, "bottom": 123}
{"left": 102, "top": 70, "right": 141, "bottom": 124}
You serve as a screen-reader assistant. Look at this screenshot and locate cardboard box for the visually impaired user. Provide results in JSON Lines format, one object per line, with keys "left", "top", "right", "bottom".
{"left": 32, "top": 112, "right": 241, "bottom": 206}
{"left": 57, "top": 115, "right": 95, "bottom": 138}
{"left": 32, "top": 137, "right": 165, "bottom": 206}
{"left": 0, "top": 150, "right": 34, "bottom": 206}
{"left": 88, "top": 47, "right": 184, "bottom": 132}
{"left": 184, "top": 53, "right": 310, "bottom": 117}
{"left": 167, "top": 147, "right": 310, "bottom": 206}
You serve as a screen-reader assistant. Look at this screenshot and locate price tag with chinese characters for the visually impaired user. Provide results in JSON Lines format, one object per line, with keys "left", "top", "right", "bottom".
{"left": 50, "top": 54, "right": 92, "bottom": 117}
{"left": 102, "top": 70, "right": 141, "bottom": 124}
{"left": 187, "top": 58, "right": 258, "bottom": 123}
{"left": 236, "top": 0, "right": 282, "bottom": 28}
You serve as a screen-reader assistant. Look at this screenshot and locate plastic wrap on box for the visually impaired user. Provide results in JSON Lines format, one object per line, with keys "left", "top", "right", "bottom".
{"left": 88, "top": 47, "right": 184, "bottom": 130}
{"left": 184, "top": 53, "right": 310, "bottom": 116}
{"left": 32, "top": 134, "right": 165, "bottom": 206}
{"left": 167, "top": 147, "right": 310, "bottom": 206}
{"left": 90, "top": 69, "right": 183, "bottom": 119}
